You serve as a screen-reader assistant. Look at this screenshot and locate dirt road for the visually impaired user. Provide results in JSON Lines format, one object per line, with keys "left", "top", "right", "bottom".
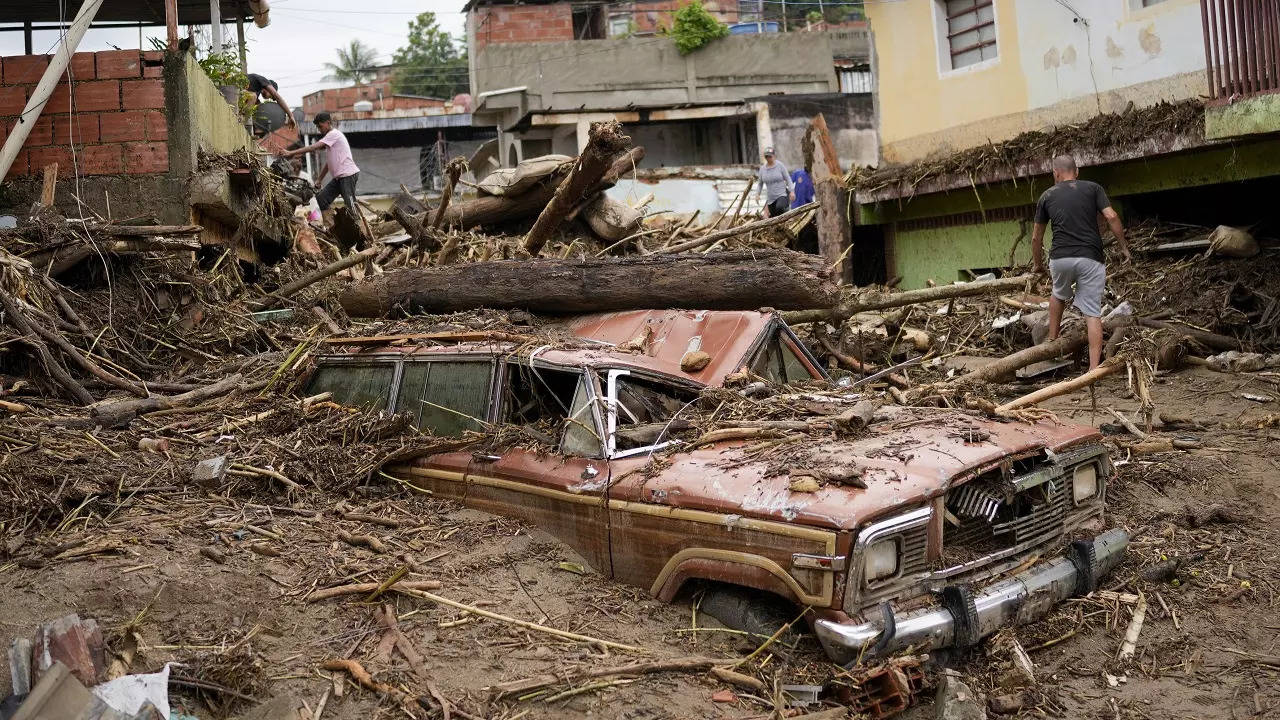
{"left": 2, "top": 367, "right": 1276, "bottom": 719}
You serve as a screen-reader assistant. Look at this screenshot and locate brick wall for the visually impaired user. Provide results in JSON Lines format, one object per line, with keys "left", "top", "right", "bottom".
{"left": 0, "top": 50, "right": 168, "bottom": 178}
{"left": 471, "top": 4, "right": 575, "bottom": 52}
{"left": 302, "top": 82, "right": 446, "bottom": 115}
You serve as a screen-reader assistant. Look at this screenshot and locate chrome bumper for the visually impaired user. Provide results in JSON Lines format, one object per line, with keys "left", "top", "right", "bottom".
{"left": 815, "top": 529, "right": 1129, "bottom": 665}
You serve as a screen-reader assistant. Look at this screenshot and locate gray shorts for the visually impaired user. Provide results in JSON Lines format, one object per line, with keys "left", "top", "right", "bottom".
{"left": 1049, "top": 257, "right": 1106, "bottom": 317}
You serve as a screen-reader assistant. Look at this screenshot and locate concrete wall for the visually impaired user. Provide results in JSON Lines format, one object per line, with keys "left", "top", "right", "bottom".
{"left": 474, "top": 34, "right": 840, "bottom": 112}
{"left": 758, "top": 93, "right": 876, "bottom": 171}
{"left": 864, "top": 0, "right": 1207, "bottom": 163}
{"left": 890, "top": 220, "right": 1033, "bottom": 290}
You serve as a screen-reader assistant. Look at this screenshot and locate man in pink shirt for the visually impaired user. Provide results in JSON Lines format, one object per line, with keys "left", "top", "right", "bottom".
{"left": 283, "top": 112, "right": 361, "bottom": 215}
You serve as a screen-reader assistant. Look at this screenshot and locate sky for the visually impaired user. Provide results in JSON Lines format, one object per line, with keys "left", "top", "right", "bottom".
{"left": 0, "top": 0, "right": 468, "bottom": 108}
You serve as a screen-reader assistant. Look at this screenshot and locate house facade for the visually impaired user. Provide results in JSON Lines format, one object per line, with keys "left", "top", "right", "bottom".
{"left": 464, "top": 0, "right": 876, "bottom": 215}
{"left": 852, "top": 0, "right": 1280, "bottom": 289}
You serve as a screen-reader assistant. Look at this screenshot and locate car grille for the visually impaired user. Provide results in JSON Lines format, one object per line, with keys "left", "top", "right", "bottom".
{"left": 943, "top": 474, "right": 1069, "bottom": 568}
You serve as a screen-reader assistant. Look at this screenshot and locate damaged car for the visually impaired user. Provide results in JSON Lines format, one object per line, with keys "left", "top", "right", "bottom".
{"left": 308, "top": 309, "right": 1127, "bottom": 664}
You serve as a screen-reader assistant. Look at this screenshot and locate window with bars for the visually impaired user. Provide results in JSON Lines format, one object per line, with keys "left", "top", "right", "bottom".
{"left": 942, "top": 0, "right": 997, "bottom": 70}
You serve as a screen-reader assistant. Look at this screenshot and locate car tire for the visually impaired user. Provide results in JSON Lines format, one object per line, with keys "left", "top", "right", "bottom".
{"left": 697, "top": 584, "right": 802, "bottom": 646}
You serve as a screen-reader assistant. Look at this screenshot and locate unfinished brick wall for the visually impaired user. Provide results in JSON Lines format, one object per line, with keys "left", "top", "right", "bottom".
{"left": 301, "top": 83, "right": 447, "bottom": 115}
{"left": 0, "top": 50, "right": 168, "bottom": 178}
{"left": 470, "top": 4, "right": 575, "bottom": 52}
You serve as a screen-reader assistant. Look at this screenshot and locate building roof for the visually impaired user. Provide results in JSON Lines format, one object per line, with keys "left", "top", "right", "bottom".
{"left": 299, "top": 113, "right": 473, "bottom": 135}
{"left": 11, "top": 0, "right": 262, "bottom": 24}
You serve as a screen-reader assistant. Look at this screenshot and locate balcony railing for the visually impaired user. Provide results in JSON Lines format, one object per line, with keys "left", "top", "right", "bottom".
{"left": 1201, "top": 0, "right": 1280, "bottom": 102}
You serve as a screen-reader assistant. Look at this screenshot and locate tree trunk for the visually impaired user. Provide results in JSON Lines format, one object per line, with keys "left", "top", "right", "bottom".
{"left": 390, "top": 191, "right": 435, "bottom": 250}
{"left": 431, "top": 157, "right": 467, "bottom": 230}
{"left": 783, "top": 274, "right": 1033, "bottom": 324}
{"left": 524, "top": 120, "right": 631, "bottom": 256}
{"left": 815, "top": 178, "right": 850, "bottom": 282}
{"left": 339, "top": 249, "right": 839, "bottom": 318}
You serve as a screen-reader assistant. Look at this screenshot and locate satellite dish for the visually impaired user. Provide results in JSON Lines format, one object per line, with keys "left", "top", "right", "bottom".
{"left": 252, "top": 101, "right": 287, "bottom": 135}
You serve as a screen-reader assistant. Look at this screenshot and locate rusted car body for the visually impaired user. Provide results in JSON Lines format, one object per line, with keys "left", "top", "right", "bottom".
{"left": 309, "top": 310, "right": 1127, "bottom": 664}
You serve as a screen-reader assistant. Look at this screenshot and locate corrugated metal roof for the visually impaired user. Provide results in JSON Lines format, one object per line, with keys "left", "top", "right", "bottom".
{"left": 298, "top": 113, "right": 474, "bottom": 135}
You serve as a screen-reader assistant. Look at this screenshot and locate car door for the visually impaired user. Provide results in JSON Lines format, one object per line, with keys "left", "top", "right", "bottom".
{"left": 463, "top": 360, "right": 612, "bottom": 575}
{"left": 382, "top": 357, "right": 497, "bottom": 501}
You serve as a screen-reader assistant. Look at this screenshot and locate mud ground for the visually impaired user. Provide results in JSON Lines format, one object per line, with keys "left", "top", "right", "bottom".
{"left": 2, "top": 366, "right": 1277, "bottom": 720}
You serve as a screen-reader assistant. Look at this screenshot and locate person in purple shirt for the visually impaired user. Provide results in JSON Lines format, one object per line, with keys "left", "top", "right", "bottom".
{"left": 790, "top": 167, "right": 815, "bottom": 209}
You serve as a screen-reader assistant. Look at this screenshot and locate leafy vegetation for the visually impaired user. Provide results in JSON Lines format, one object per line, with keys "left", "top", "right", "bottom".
{"left": 323, "top": 40, "right": 380, "bottom": 85}
{"left": 390, "top": 12, "right": 469, "bottom": 99}
{"left": 198, "top": 50, "right": 247, "bottom": 89}
{"left": 666, "top": 1, "right": 729, "bottom": 55}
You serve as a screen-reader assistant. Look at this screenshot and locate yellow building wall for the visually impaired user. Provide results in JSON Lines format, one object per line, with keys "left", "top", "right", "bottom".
{"left": 866, "top": 0, "right": 1207, "bottom": 164}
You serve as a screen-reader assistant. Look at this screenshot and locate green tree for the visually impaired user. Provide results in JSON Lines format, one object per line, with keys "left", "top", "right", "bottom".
{"left": 323, "top": 39, "right": 380, "bottom": 85}
{"left": 390, "top": 12, "right": 469, "bottom": 99}
{"left": 667, "top": 1, "right": 729, "bottom": 55}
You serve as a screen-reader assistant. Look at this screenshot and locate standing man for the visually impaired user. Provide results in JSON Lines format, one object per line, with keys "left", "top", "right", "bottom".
{"left": 244, "top": 73, "right": 295, "bottom": 127}
{"left": 756, "top": 147, "right": 794, "bottom": 217}
{"left": 283, "top": 112, "right": 360, "bottom": 219}
{"left": 1031, "top": 154, "right": 1132, "bottom": 371}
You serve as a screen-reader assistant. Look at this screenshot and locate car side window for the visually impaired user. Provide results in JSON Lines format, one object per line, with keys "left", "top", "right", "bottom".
{"left": 396, "top": 361, "right": 493, "bottom": 436}
{"left": 503, "top": 362, "right": 604, "bottom": 457}
{"left": 612, "top": 374, "right": 696, "bottom": 452}
{"left": 750, "top": 330, "right": 820, "bottom": 385}
{"left": 307, "top": 364, "right": 395, "bottom": 411}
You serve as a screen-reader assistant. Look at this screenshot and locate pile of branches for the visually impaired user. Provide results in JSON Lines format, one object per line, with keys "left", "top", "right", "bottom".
{"left": 847, "top": 99, "right": 1205, "bottom": 198}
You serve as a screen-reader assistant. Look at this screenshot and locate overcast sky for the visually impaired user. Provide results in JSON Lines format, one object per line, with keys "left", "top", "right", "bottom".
{"left": 0, "top": 0, "right": 467, "bottom": 108}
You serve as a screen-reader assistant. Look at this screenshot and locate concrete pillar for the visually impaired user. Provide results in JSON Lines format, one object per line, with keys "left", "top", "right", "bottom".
{"left": 166, "top": 0, "right": 179, "bottom": 48}
{"left": 236, "top": 12, "right": 247, "bottom": 72}
{"left": 210, "top": 0, "right": 223, "bottom": 53}
{"left": 753, "top": 101, "right": 774, "bottom": 159}
{"left": 0, "top": 0, "right": 105, "bottom": 184}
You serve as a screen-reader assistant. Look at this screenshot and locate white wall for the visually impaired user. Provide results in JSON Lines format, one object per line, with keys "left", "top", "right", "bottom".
{"left": 1016, "top": 0, "right": 1205, "bottom": 111}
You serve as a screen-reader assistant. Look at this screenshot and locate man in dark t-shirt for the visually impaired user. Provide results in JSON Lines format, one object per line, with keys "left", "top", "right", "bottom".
{"left": 1031, "top": 155, "right": 1131, "bottom": 370}
{"left": 244, "top": 73, "right": 295, "bottom": 128}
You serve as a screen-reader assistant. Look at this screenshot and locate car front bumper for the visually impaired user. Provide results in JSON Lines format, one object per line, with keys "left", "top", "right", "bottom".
{"left": 815, "top": 529, "right": 1129, "bottom": 665}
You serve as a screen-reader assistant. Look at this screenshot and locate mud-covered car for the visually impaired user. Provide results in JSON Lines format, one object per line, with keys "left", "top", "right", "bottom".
{"left": 309, "top": 310, "right": 1126, "bottom": 664}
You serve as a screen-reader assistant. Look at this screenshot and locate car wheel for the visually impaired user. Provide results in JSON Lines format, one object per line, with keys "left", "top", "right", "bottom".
{"left": 697, "top": 583, "right": 802, "bottom": 647}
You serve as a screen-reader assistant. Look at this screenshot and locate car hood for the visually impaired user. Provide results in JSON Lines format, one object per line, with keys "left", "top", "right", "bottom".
{"left": 609, "top": 409, "right": 1104, "bottom": 531}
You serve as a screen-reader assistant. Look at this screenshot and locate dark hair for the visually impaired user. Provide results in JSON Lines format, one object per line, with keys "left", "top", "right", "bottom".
{"left": 314, "top": 112, "right": 332, "bottom": 125}
{"left": 269, "top": 79, "right": 279, "bottom": 90}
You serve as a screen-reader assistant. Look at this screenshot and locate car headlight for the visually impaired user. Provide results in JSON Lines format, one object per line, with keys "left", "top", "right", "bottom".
{"left": 863, "top": 538, "right": 900, "bottom": 583}
{"left": 1072, "top": 463, "right": 1099, "bottom": 504}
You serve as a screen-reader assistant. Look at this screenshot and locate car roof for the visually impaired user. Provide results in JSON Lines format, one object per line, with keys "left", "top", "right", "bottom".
{"left": 320, "top": 310, "right": 776, "bottom": 388}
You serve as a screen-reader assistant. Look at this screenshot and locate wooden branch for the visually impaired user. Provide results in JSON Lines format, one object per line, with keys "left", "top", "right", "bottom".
{"left": 0, "top": 289, "right": 94, "bottom": 404}
{"left": 89, "top": 374, "right": 260, "bottom": 426}
{"left": 491, "top": 656, "right": 725, "bottom": 698}
{"left": 20, "top": 310, "right": 147, "bottom": 397}
{"left": 565, "top": 146, "right": 647, "bottom": 223}
{"left": 252, "top": 246, "right": 379, "bottom": 310}
{"left": 1136, "top": 317, "right": 1241, "bottom": 351}
{"left": 431, "top": 157, "right": 467, "bottom": 230}
{"left": 664, "top": 201, "right": 818, "bottom": 254}
{"left": 995, "top": 363, "right": 1122, "bottom": 413}
{"left": 94, "top": 224, "right": 202, "bottom": 237}
{"left": 395, "top": 587, "right": 645, "bottom": 652}
{"left": 524, "top": 120, "right": 631, "bottom": 256}
{"left": 783, "top": 274, "right": 1032, "bottom": 324}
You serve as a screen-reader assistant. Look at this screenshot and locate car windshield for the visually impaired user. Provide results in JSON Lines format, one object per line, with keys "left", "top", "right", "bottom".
{"left": 607, "top": 372, "right": 697, "bottom": 455}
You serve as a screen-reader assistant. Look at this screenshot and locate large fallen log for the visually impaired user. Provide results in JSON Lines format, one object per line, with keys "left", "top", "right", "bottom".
{"left": 783, "top": 274, "right": 1033, "bottom": 324}
{"left": 524, "top": 120, "right": 631, "bottom": 255}
{"left": 339, "top": 249, "right": 838, "bottom": 317}
{"left": 1137, "top": 317, "right": 1241, "bottom": 351}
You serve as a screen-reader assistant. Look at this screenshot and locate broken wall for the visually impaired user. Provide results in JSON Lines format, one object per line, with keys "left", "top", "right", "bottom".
{"left": 757, "top": 93, "right": 876, "bottom": 172}
{"left": 0, "top": 49, "right": 183, "bottom": 221}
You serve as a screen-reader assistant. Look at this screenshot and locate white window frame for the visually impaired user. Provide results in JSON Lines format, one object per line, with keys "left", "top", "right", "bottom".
{"left": 604, "top": 369, "right": 685, "bottom": 459}
{"left": 933, "top": 0, "right": 1001, "bottom": 77}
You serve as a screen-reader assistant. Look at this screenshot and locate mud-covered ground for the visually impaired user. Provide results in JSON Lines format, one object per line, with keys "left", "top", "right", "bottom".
{"left": 2, "top": 366, "right": 1277, "bottom": 720}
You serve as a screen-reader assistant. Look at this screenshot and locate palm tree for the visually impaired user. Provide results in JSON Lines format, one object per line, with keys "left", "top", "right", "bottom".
{"left": 323, "top": 40, "right": 380, "bottom": 85}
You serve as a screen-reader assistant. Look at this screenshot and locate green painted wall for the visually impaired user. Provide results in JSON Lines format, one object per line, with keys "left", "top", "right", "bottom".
{"left": 865, "top": 135, "right": 1280, "bottom": 288}
{"left": 1206, "top": 94, "right": 1280, "bottom": 140}
{"left": 892, "top": 219, "right": 1033, "bottom": 290}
